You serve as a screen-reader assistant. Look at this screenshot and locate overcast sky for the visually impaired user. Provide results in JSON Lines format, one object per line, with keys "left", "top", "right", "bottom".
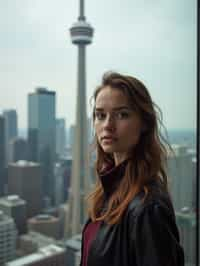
{"left": 0, "top": 0, "right": 196, "bottom": 130}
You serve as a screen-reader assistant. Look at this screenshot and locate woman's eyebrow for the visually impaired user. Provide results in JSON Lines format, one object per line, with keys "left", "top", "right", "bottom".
{"left": 95, "top": 106, "right": 130, "bottom": 111}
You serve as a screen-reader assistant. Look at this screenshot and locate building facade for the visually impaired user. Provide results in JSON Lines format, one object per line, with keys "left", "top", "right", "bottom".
{"left": 7, "top": 161, "right": 43, "bottom": 218}
{"left": 28, "top": 88, "right": 56, "bottom": 203}
{"left": 0, "top": 210, "right": 17, "bottom": 265}
{"left": 3, "top": 110, "right": 18, "bottom": 166}
{"left": 0, "top": 195, "right": 27, "bottom": 234}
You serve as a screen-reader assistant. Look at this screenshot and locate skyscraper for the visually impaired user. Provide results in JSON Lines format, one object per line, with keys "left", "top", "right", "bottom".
{"left": 0, "top": 211, "right": 17, "bottom": 265}
{"left": 68, "top": 0, "right": 94, "bottom": 235}
{"left": 56, "top": 118, "right": 66, "bottom": 158}
{"left": 9, "top": 137, "right": 28, "bottom": 162}
{"left": 8, "top": 161, "right": 43, "bottom": 218}
{"left": 28, "top": 88, "right": 56, "bottom": 202}
{"left": 3, "top": 109, "right": 18, "bottom": 165}
{"left": 0, "top": 115, "right": 5, "bottom": 196}
{"left": 0, "top": 195, "right": 27, "bottom": 235}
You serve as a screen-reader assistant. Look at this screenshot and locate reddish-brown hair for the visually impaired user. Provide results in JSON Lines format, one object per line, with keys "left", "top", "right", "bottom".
{"left": 87, "top": 71, "right": 172, "bottom": 225}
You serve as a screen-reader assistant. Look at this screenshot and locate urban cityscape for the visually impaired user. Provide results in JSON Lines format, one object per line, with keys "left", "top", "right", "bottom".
{"left": 0, "top": 0, "right": 197, "bottom": 266}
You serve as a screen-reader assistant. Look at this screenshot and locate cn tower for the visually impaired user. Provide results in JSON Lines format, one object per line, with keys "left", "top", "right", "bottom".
{"left": 68, "top": 0, "right": 94, "bottom": 236}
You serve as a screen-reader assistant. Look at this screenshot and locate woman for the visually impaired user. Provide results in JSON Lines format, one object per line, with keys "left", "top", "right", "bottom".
{"left": 80, "top": 72, "right": 184, "bottom": 266}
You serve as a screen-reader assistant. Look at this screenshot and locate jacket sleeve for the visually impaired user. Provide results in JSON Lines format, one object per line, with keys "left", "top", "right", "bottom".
{"left": 129, "top": 202, "right": 185, "bottom": 266}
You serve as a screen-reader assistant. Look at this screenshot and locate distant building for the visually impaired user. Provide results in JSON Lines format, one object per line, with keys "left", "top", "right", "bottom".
{"left": 0, "top": 195, "right": 27, "bottom": 234}
{"left": 3, "top": 110, "right": 18, "bottom": 165}
{"left": 68, "top": 124, "right": 75, "bottom": 148}
{"left": 59, "top": 203, "right": 70, "bottom": 239}
{"left": 8, "top": 161, "right": 43, "bottom": 218}
{"left": 75, "top": 250, "right": 81, "bottom": 266}
{"left": 9, "top": 137, "right": 28, "bottom": 162}
{"left": 28, "top": 88, "right": 56, "bottom": 203}
{"left": 5, "top": 244, "right": 66, "bottom": 266}
{"left": 167, "top": 144, "right": 194, "bottom": 210}
{"left": 28, "top": 214, "right": 60, "bottom": 240}
{"left": 65, "top": 234, "right": 82, "bottom": 266}
{"left": 176, "top": 209, "right": 196, "bottom": 265}
{"left": 0, "top": 115, "right": 6, "bottom": 196}
{"left": 18, "top": 231, "right": 58, "bottom": 256}
{"left": 54, "top": 163, "right": 65, "bottom": 206}
{"left": 0, "top": 210, "right": 17, "bottom": 265}
{"left": 56, "top": 119, "right": 66, "bottom": 159}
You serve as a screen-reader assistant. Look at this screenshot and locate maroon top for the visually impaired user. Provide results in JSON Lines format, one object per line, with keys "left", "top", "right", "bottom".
{"left": 82, "top": 159, "right": 129, "bottom": 266}
{"left": 82, "top": 220, "right": 101, "bottom": 266}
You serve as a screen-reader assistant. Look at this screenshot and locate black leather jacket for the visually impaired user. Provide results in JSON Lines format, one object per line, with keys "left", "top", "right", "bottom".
{"left": 80, "top": 162, "right": 185, "bottom": 266}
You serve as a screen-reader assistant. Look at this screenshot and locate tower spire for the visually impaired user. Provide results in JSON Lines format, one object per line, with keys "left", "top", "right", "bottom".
{"left": 79, "top": 0, "right": 85, "bottom": 21}
{"left": 67, "top": 0, "right": 94, "bottom": 236}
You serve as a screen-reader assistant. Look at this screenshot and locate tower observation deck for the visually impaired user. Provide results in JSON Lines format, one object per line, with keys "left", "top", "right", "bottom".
{"left": 67, "top": 0, "right": 94, "bottom": 236}
{"left": 70, "top": 0, "right": 94, "bottom": 45}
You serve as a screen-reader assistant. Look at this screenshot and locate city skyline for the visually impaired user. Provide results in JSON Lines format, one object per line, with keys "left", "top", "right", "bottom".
{"left": 0, "top": 0, "right": 196, "bottom": 130}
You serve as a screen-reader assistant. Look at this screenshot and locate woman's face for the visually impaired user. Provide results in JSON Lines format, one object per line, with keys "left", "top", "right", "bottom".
{"left": 94, "top": 86, "right": 143, "bottom": 159}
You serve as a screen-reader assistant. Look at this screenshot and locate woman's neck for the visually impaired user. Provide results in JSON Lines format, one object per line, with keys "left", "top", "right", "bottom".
{"left": 113, "top": 152, "right": 129, "bottom": 166}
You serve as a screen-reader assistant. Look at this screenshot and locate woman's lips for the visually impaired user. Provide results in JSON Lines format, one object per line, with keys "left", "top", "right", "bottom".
{"left": 101, "top": 136, "right": 117, "bottom": 144}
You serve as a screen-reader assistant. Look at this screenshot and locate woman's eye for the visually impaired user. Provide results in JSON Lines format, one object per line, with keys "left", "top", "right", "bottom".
{"left": 116, "top": 112, "right": 129, "bottom": 119}
{"left": 95, "top": 112, "right": 106, "bottom": 120}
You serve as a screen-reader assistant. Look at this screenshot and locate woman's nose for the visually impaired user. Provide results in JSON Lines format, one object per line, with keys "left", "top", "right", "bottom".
{"left": 103, "top": 114, "right": 115, "bottom": 131}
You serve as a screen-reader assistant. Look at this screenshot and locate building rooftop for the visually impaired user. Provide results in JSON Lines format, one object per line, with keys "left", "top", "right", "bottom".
{"left": 6, "top": 245, "right": 65, "bottom": 266}
{"left": 65, "top": 234, "right": 82, "bottom": 250}
{"left": 9, "top": 160, "right": 40, "bottom": 167}
{"left": 20, "top": 231, "right": 56, "bottom": 248}
{"left": 28, "top": 87, "right": 56, "bottom": 96}
{"left": 0, "top": 195, "right": 26, "bottom": 207}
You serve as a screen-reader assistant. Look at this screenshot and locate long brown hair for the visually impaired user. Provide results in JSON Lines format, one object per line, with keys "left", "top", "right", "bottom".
{"left": 87, "top": 71, "right": 172, "bottom": 225}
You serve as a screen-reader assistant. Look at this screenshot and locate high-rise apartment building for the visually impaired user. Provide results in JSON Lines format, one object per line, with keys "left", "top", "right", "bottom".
{"left": 3, "top": 109, "right": 18, "bottom": 165}
{"left": 28, "top": 88, "right": 56, "bottom": 203}
{"left": 0, "top": 210, "right": 17, "bottom": 265}
{"left": 7, "top": 161, "right": 43, "bottom": 218}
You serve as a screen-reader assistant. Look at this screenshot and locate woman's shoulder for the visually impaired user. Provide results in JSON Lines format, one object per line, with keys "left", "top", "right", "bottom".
{"left": 127, "top": 180, "right": 175, "bottom": 220}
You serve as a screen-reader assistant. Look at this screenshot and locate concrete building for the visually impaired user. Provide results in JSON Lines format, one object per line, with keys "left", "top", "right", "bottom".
{"left": 7, "top": 161, "right": 43, "bottom": 218}
{"left": 3, "top": 110, "right": 18, "bottom": 166}
{"left": 0, "top": 210, "right": 17, "bottom": 265}
{"left": 56, "top": 118, "right": 66, "bottom": 159}
{"left": 0, "top": 115, "right": 6, "bottom": 196}
{"left": 0, "top": 195, "right": 27, "bottom": 234}
{"left": 28, "top": 214, "right": 60, "bottom": 240}
{"left": 9, "top": 137, "right": 28, "bottom": 163}
{"left": 6, "top": 244, "right": 66, "bottom": 266}
{"left": 68, "top": 0, "right": 94, "bottom": 236}
{"left": 28, "top": 88, "right": 56, "bottom": 203}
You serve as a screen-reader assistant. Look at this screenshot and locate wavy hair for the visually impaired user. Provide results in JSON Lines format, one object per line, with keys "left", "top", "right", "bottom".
{"left": 86, "top": 71, "right": 172, "bottom": 225}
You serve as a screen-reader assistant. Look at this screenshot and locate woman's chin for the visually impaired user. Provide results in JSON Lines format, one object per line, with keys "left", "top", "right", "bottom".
{"left": 102, "top": 146, "right": 115, "bottom": 153}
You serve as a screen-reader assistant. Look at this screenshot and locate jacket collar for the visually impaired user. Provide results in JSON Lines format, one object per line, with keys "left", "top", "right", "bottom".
{"left": 99, "top": 159, "right": 129, "bottom": 199}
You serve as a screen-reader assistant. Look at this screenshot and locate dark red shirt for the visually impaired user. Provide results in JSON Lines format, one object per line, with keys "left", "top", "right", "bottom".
{"left": 82, "top": 220, "right": 101, "bottom": 266}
